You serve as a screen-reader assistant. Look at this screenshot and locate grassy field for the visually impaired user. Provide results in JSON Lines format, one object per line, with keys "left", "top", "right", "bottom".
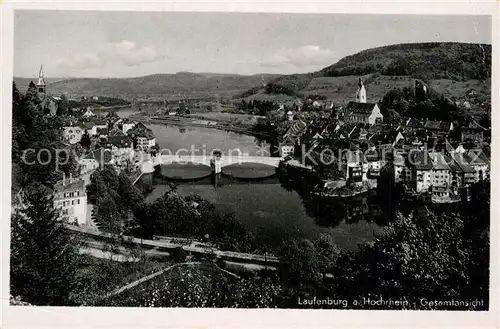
{"left": 302, "top": 75, "right": 491, "bottom": 105}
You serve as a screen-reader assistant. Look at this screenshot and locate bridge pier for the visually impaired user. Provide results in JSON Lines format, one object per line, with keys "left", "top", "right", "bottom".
{"left": 210, "top": 153, "right": 222, "bottom": 189}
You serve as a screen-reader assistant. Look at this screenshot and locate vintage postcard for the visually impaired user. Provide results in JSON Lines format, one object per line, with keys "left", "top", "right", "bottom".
{"left": 1, "top": 1, "right": 498, "bottom": 328}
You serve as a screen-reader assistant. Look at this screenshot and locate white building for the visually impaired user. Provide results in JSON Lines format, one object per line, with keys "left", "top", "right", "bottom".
{"left": 121, "top": 119, "right": 136, "bottom": 134}
{"left": 53, "top": 175, "right": 87, "bottom": 226}
{"left": 92, "top": 119, "right": 108, "bottom": 131}
{"left": 411, "top": 151, "right": 433, "bottom": 192}
{"left": 429, "top": 152, "right": 451, "bottom": 188}
{"left": 136, "top": 130, "right": 156, "bottom": 150}
{"left": 79, "top": 122, "right": 97, "bottom": 136}
{"left": 107, "top": 129, "right": 135, "bottom": 165}
{"left": 79, "top": 148, "right": 114, "bottom": 177}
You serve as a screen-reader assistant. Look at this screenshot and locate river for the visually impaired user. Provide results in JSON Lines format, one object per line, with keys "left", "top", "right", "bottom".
{"left": 116, "top": 108, "right": 383, "bottom": 250}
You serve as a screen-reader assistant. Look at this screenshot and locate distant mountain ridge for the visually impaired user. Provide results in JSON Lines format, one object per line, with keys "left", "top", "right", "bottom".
{"left": 14, "top": 72, "right": 281, "bottom": 99}
{"left": 14, "top": 42, "right": 491, "bottom": 101}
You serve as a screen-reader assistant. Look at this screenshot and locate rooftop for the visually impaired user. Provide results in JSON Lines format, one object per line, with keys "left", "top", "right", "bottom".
{"left": 54, "top": 176, "right": 86, "bottom": 194}
{"left": 451, "top": 153, "right": 476, "bottom": 173}
{"left": 345, "top": 101, "right": 378, "bottom": 115}
{"left": 82, "top": 148, "right": 113, "bottom": 163}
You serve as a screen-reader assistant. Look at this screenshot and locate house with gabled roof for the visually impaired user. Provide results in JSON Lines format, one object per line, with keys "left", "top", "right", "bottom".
{"left": 450, "top": 153, "right": 476, "bottom": 187}
{"left": 280, "top": 119, "right": 308, "bottom": 158}
{"left": 423, "top": 120, "right": 454, "bottom": 136}
{"left": 344, "top": 102, "right": 383, "bottom": 125}
{"left": 78, "top": 148, "right": 114, "bottom": 176}
{"left": 104, "top": 129, "right": 134, "bottom": 165}
{"left": 429, "top": 152, "right": 451, "bottom": 189}
{"left": 463, "top": 150, "right": 489, "bottom": 181}
{"left": 460, "top": 120, "right": 485, "bottom": 143}
{"left": 409, "top": 150, "right": 433, "bottom": 192}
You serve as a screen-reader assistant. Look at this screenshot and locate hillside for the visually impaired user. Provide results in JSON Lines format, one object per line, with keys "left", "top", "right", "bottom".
{"left": 238, "top": 42, "right": 492, "bottom": 104}
{"left": 14, "top": 72, "right": 281, "bottom": 100}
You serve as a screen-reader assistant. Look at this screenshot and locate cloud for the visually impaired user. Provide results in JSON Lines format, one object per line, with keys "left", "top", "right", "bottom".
{"left": 59, "top": 40, "right": 168, "bottom": 70}
{"left": 259, "top": 45, "right": 337, "bottom": 70}
{"left": 59, "top": 53, "right": 103, "bottom": 70}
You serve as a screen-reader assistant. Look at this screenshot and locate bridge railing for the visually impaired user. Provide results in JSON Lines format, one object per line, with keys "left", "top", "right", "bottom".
{"left": 153, "top": 155, "right": 281, "bottom": 168}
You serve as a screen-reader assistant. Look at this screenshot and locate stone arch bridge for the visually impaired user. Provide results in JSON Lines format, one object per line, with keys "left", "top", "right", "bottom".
{"left": 152, "top": 154, "right": 281, "bottom": 168}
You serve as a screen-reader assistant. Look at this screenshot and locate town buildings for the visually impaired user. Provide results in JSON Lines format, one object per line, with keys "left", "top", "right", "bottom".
{"left": 287, "top": 76, "right": 490, "bottom": 203}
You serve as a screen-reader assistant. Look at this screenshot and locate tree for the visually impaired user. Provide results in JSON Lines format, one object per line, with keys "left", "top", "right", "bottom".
{"left": 56, "top": 94, "right": 70, "bottom": 116}
{"left": 171, "top": 247, "right": 188, "bottom": 262}
{"left": 10, "top": 182, "right": 79, "bottom": 305}
{"left": 80, "top": 131, "right": 92, "bottom": 149}
{"left": 332, "top": 208, "right": 486, "bottom": 310}
{"left": 479, "top": 113, "right": 491, "bottom": 129}
{"left": 96, "top": 196, "right": 121, "bottom": 234}
{"left": 383, "top": 108, "right": 402, "bottom": 124}
{"left": 12, "top": 82, "right": 25, "bottom": 163}
{"left": 118, "top": 172, "right": 144, "bottom": 211}
{"left": 314, "top": 234, "right": 340, "bottom": 280}
{"left": 279, "top": 239, "right": 321, "bottom": 285}
{"left": 13, "top": 81, "right": 77, "bottom": 188}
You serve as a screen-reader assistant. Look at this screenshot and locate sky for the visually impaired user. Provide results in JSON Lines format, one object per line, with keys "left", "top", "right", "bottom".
{"left": 14, "top": 11, "right": 491, "bottom": 78}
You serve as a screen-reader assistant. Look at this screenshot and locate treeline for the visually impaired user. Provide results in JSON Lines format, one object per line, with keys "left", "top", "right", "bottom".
{"left": 11, "top": 82, "right": 80, "bottom": 306}
{"left": 12, "top": 82, "right": 78, "bottom": 190}
{"left": 86, "top": 165, "right": 144, "bottom": 233}
{"left": 240, "top": 99, "right": 279, "bottom": 116}
{"left": 68, "top": 96, "right": 130, "bottom": 109}
{"left": 265, "top": 74, "right": 314, "bottom": 97}
{"left": 132, "top": 191, "right": 256, "bottom": 253}
{"left": 320, "top": 42, "right": 491, "bottom": 81}
{"left": 379, "top": 83, "right": 481, "bottom": 126}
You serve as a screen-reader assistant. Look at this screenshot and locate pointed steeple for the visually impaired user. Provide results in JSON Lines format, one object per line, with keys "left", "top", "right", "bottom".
{"left": 36, "top": 64, "right": 46, "bottom": 94}
{"left": 356, "top": 77, "right": 366, "bottom": 103}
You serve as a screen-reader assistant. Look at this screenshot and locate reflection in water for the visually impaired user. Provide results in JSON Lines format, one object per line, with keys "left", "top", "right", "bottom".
{"left": 140, "top": 123, "right": 383, "bottom": 250}
{"left": 278, "top": 174, "right": 389, "bottom": 229}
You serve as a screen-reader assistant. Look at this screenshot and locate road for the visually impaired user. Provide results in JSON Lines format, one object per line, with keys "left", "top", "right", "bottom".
{"left": 67, "top": 224, "right": 280, "bottom": 265}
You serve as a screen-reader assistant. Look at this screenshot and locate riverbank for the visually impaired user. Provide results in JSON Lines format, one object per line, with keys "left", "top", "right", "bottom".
{"left": 312, "top": 180, "right": 378, "bottom": 198}
{"left": 144, "top": 116, "right": 272, "bottom": 138}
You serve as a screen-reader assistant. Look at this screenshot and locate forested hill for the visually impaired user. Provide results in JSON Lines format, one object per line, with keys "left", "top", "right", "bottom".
{"left": 242, "top": 42, "right": 492, "bottom": 102}
{"left": 318, "top": 42, "right": 491, "bottom": 81}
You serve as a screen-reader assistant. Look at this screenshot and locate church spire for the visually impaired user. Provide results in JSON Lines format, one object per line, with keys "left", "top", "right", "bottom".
{"left": 355, "top": 77, "right": 366, "bottom": 103}
{"left": 36, "top": 64, "right": 46, "bottom": 94}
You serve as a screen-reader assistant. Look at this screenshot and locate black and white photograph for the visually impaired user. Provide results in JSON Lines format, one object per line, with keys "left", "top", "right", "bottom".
{"left": 2, "top": 1, "right": 499, "bottom": 328}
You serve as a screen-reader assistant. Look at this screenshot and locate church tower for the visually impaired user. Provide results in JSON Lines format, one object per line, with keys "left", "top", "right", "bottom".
{"left": 355, "top": 77, "right": 366, "bottom": 103}
{"left": 36, "top": 64, "right": 46, "bottom": 94}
